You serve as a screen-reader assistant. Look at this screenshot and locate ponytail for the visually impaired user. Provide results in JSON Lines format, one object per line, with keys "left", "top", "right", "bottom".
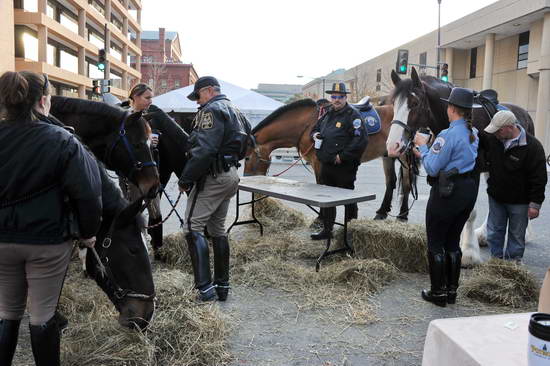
{"left": 0, "top": 71, "right": 49, "bottom": 121}
{"left": 463, "top": 109, "right": 476, "bottom": 144}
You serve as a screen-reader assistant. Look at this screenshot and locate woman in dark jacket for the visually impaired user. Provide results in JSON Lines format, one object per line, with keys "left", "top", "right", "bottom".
{"left": 0, "top": 71, "right": 102, "bottom": 366}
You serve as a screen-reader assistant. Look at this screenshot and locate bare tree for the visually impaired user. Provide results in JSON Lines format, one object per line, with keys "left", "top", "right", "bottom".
{"left": 146, "top": 62, "right": 167, "bottom": 95}
{"left": 347, "top": 67, "right": 386, "bottom": 103}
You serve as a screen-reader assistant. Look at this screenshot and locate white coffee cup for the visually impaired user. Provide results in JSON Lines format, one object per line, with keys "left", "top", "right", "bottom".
{"left": 313, "top": 133, "right": 323, "bottom": 149}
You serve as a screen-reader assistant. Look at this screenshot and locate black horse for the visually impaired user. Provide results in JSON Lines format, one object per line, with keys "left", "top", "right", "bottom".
{"left": 386, "top": 66, "right": 534, "bottom": 265}
{"left": 50, "top": 96, "right": 159, "bottom": 198}
{"left": 85, "top": 165, "right": 155, "bottom": 330}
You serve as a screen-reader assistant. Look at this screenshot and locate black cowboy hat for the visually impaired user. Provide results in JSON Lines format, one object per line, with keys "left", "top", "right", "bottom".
{"left": 440, "top": 87, "right": 478, "bottom": 109}
{"left": 187, "top": 76, "right": 220, "bottom": 101}
{"left": 326, "top": 82, "right": 350, "bottom": 95}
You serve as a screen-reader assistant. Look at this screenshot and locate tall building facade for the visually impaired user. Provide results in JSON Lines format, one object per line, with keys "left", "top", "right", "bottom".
{"left": 4, "top": 0, "right": 143, "bottom": 99}
{"left": 137, "top": 27, "right": 198, "bottom": 95}
{"left": 253, "top": 83, "right": 303, "bottom": 103}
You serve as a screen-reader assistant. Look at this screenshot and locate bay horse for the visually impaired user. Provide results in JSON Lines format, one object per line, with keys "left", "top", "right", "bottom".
{"left": 385, "top": 67, "right": 535, "bottom": 266}
{"left": 85, "top": 164, "right": 155, "bottom": 330}
{"left": 243, "top": 99, "right": 417, "bottom": 220}
{"left": 50, "top": 96, "right": 159, "bottom": 198}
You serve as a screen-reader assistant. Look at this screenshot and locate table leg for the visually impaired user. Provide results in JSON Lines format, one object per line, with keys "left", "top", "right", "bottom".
{"left": 315, "top": 208, "right": 354, "bottom": 271}
{"left": 227, "top": 190, "right": 264, "bottom": 235}
{"left": 251, "top": 192, "right": 264, "bottom": 236}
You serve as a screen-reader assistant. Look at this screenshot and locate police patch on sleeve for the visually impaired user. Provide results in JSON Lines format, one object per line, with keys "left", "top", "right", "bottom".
{"left": 200, "top": 112, "right": 214, "bottom": 129}
{"left": 430, "top": 137, "right": 446, "bottom": 154}
{"left": 353, "top": 119, "right": 362, "bottom": 129}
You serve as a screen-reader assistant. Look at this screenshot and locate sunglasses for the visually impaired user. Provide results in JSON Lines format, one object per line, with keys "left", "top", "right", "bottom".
{"left": 330, "top": 95, "right": 346, "bottom": 100}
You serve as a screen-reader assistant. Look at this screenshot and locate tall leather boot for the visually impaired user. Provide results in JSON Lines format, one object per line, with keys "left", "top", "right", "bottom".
{"left": 421, "top": 252, "right": 447, "bottom": 307}
{"left": 212, "top": 236, "right": 230, "bottom": 301}
{"left": 185, "top": 231, "right": 216, "bottom": 301}
{"left": 446, "top": 251, "right": 462, "bottom": 304}
{"left": 0, "top": 318, "right": 21, "bottom": 365}
{"left": 311, "top": 207, "right": 335, "bottom": 240}
{"left": 29, "top": 315, "right": 60, "bottom": 366}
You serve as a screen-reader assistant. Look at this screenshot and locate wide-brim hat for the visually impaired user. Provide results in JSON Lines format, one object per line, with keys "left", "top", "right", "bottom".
{"left": 326, "top": 82, "right": 350, "bottom": 95}
{"left": 187, "top": 76, "right": 220, "bottom": 101}
{"left": 440, "top": 87, "right": 477, "bottom": 109}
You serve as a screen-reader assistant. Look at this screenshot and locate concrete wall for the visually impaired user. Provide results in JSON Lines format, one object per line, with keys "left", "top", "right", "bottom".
{"left": 0, "top": 0, "right": 15, "bottom": 74}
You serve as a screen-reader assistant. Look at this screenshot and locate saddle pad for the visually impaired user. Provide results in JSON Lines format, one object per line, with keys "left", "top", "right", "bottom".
{"left": 360, "top": 108, "right": 381, "bottom": 135}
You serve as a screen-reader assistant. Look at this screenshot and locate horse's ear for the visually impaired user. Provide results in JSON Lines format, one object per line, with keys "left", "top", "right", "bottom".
{"left": 391, "top": 70, "right": 401, "bottom": 86}
{"left": 126, "top": 110, "right": 143, "bottom": 125}
{"left": 411, "top": 67, "right": 422, "bottom": 88}
{"left": 116, "top": 198, "right": 143, "bottom": 228}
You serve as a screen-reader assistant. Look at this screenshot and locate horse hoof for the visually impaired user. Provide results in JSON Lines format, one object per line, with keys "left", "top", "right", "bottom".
{"left": 373, "top": 214, "right": 387, "bottom": 220}
{"left": 461, "top": 249, "right": 482, "bottom": 268}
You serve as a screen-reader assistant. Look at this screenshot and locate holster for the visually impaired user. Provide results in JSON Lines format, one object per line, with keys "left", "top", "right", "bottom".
{"left": 438, "top": 168, "right": 458, "bottom": 198}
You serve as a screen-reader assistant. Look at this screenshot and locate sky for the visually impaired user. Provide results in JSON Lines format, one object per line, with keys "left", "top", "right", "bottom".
{"left": 141, "top": 0, "right": 499, "bottom": 89}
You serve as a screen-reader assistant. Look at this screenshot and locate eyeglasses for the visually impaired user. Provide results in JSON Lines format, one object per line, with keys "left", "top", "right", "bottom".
{"left": 43, "top": 74, "right": 50, "bottom": 95}
{"left": 330, "top": 95, "right": 346, "bottom": 100}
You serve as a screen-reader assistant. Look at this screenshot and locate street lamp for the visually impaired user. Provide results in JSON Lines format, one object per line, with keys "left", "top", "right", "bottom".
{"left": 437, "top": 0, "right": 442, "bottom": 78}
{"left": 297, "top": 75, "right": 326, "bottom": 99}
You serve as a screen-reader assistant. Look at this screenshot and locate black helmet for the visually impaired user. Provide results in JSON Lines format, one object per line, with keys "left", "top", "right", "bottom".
{"left": 440, "top": 87, "right": 475, "bottom": 109}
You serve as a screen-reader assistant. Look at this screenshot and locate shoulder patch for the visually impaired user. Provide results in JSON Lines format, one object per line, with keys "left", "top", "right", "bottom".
{"left": 367, "top": 117, "right": 376, "bottom": 126}
{"left": 353, "top": 119, "right": 362, "bottom": 129}
{"left": 200, "top": 112, "right": 214, "bottom": 129}
{"left": 430, "top": 137, "right": 446, "bottom": 154}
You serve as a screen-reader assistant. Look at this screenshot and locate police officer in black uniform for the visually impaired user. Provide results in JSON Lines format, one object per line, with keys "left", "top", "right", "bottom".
{"left": 310, "top": 83, "right": 368, "bottom": 240}
{"left": 179, "top": 76, "right": 249, "bottom": 301}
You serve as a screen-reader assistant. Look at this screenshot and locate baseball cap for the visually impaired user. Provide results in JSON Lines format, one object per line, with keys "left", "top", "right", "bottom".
{"left": 187, "top": 76, "right": 220, "bottom": 101}
{"left": 484, "top": 110, "right": 517, "bottom": 134}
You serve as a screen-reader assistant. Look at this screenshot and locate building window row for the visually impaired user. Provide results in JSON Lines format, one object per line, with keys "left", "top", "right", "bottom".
{"left": 517, "top": 31, "right": 529, "bottom": 70}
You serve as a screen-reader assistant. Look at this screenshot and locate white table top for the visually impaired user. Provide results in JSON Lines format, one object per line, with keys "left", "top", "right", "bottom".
{"left": 238, "top": 176, "right": 376, "bottom": 208}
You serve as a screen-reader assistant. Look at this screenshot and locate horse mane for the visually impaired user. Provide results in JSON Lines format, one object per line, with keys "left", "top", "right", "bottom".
{"left": 146, "top": 105, "right": 188, "bottom": 150}
{"left": 50, "top": 96, "right": 127, "bottom": 124}
{"left": 252, "top": 99, "right": 317, "bottom": 134}
{"left": 391, "top": 75, "right": 452, "bottom": 102}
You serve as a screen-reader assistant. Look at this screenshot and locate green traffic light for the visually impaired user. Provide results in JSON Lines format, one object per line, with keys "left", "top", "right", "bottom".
{"left": 97, "top": 63, "right": 105, "bottom": 71}
{"left": 441, "top": 75, "right": 449, "bottom": 82}
{"left": 399, "top": 65, "right": 406, "bottom": 73}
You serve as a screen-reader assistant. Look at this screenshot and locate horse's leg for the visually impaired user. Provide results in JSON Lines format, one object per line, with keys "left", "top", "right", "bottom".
{"left": 397, "top": 163, "right": 411, "bottom": 222}
{"left": 374, "top": 157, "right": 397, "bottom": 220}
{"left": 460, "top": 207, "right": 482, "bottom": 267}
{"left": 474, "top": 173, "right": 489, "bottom": 247}
{"left": 79, "top": 248, "right": 88, "bottom": 276}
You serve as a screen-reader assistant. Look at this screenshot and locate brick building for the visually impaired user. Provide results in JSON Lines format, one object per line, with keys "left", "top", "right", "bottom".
{"left": 137, "top": 27, "right": 198, "bottom": 95}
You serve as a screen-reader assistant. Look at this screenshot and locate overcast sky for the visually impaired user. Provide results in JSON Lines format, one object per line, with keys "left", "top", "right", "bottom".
{"left": 141, "top": 0, "right": 498, "bottom": 89}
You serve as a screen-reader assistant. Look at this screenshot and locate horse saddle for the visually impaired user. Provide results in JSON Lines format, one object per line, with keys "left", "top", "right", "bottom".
{"left": 474, "top": 89, "right": 509, "bottom": 118}
{"left": 359, "top": 107, "right": 382, "bottom": 136}
{"left": 352, "top": 96, "right": 373, "bottom": 112}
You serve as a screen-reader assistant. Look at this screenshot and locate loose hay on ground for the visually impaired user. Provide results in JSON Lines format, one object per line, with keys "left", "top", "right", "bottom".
{"left": 155, "top": 231, "right": 191, "bottom": 271}
{"left": 460, "top": 258, "right": 539, "bottom": 309}
{"left": 335, "top": 219, "right": 428, "bottom": 273}
{"left": 59, "top": 263, "right": 231, "bottom": 366}
{"left": 251, "top": 197, "right": 307, "bottom": 231}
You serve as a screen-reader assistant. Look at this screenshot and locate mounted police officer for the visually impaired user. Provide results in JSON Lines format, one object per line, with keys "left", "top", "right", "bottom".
{"left": 413, "top": 87, "right": 479, "bottom": 307}
{"left": 179, "top": 76, "right": 249, "bottom": 302}
{"left": 310, "top": 83, "right": 368, "bottom": 240}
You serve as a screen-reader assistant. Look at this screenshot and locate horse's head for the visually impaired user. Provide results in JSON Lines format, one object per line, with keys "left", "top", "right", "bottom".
{"left": 243, "top": 137, "right": 272, "bottom": 176}
{"left": 86, "top": 198, "right": 155, "bottom": 330}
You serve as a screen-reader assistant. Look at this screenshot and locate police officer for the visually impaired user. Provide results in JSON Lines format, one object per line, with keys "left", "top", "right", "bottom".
{"left": 310, "top": 83, "right": 368, "bottom": 240}
{"left": 413, "top": 87, "right": 479, "bottom": 307}
{"left": 179, "top": 76, "right": 248, "bottom": 301}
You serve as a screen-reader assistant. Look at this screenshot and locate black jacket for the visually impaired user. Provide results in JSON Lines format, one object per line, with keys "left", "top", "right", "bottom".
{"left": 480, "top": 130, "right": 547, "bottom": 206}
{"left": 179, "top": 94, "right": 248, "bottom": 184}
{"left": 311, "top": 103, "right": 368, "bottom": 164}
{"left": 0, "top": 119, "right": 102, "bottom": 244}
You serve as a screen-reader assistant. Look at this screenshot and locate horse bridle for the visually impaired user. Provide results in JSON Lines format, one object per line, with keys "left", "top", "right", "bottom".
{"left": 104, "top": 113, "right": 157, "bottom": 184}
{"left": 247, "top": 136, "right": 272, "bottom": 175}
{"left": 391, "top": 120, "right": 416, "bottom": 155}
{"left": 89, "top": 211, "right": 156, "bottom": 305}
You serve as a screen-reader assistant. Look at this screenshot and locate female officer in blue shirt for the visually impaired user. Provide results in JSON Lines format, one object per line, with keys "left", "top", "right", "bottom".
{"left": 413, "top": 87, "right": 479, "bottom": 307}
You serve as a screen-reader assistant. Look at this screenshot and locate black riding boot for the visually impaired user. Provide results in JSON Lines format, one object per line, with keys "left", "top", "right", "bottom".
{"left": 212, "top": 236, "right": 230, "bottom": 301}
{"left": 185, "top": 231, "right": 216, "bottom": 301}
{"left": 446, "top": 251, "right": 462, "bottom": 304}
{"left": 0, "top": 319, "right": 21, "bottom": 365}
{"left": 29, "top": 315, "right": 61, "bottom": 366}
{"left": 421, "top": 252, "right": 447, "bottom": 307}
{"left": 311, "top": 207, "right": 335, "bottom": 240}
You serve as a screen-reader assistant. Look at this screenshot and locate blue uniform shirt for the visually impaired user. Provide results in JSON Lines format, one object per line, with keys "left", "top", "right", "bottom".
{"left": 418, "top": 118, "right": 479, "bottom": 177}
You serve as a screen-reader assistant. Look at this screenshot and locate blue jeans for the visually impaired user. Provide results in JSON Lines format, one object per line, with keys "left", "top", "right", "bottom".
{"left": 487, "top": 195, "right": 529, "bottom": 260}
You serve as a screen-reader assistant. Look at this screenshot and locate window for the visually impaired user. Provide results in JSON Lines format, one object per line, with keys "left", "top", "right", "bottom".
{"left": 148, "top": 79, "right": 154, "bottom": 86}
{"left": 376, "top": 69, "right": 381, "bottom": 83}
{"left": 60, "top": 49, "right": 78, "bottom": 73}
{"left": 376, "top": 84, "right": 381, "bottom": 92}
{"left": 175, "top": 80, "right": 181, "bottom": 88}
{"left": 89, "top": 32, "right": 104, "bottom": 49}
{"left": 517, "top": 31, "right": 529, "bottom": 69}
{"left": 419, "top": 52, "right": 427, "bottom": 75}
{"left": 60, "top": 12, "right": 78, "bottom": 33}
{"left": 161, "top": 79, "right": 167, "bottom": 88}
{"left": 469, "top": 48, "right": 477, "bottom": 79}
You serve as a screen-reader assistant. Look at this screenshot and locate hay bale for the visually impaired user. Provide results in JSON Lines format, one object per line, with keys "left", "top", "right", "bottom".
{"left": 323, "top": 259, "right": 400, "bottom": 294}
{"left": 335, "top": 219, "right": 428, "bottom": 273}
{"left": 59, "top": 263, "right": 231, "bottom": 366}
{"left": 155, "top": 231, "right": 191, "bottom": 271}
{"left": 460, "top": 259, "right": 539, "bottom": 309}
{"left": 253, "top": 197, "right": 307, "bottom": 230}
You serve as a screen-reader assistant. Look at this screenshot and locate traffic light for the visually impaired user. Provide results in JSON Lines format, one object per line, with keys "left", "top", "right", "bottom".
{"left": 92, "top": 79, "right": 101, "bottom": 95}
{"left": 441, "top": 63, "right": 449, "bottom": 82}
{"left": 100, "top": 79, "right": 111, "bottom": 94}
{"left": 97, "top": 49, "right": 106, "bottom": 71}
{"left": 396, "top": 49, "right": 409, "bottom": 75}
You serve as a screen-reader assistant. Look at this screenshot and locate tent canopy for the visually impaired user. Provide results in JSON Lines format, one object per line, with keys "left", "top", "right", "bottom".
{"left": 152, "top": 80, "right": 284, "bottom": 116}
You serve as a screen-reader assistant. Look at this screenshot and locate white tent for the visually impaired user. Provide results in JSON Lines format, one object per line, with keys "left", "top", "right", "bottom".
{"left": 152, "top": 80, "right": 284, "bottom": 126}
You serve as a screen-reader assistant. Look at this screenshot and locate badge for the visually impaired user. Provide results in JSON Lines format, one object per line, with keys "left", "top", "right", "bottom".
{"left": 336, "top": 122, "right": 342, "bottom": 128}
{"left": 430, "top": 137, "right": 446, "bottom": 154}
{"left": 367, "top": 117, "right": 376, "bottom": 126}
{"left": 200, "top": 112, "right": 214, "bottom": 129}
{"left": 353, "top": 119, "right": 362, "bottom": 129}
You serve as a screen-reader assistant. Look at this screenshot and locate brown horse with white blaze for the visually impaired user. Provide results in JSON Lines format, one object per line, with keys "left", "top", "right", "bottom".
{"left": 244, "top": 99, "right": 417, "bottom": 220}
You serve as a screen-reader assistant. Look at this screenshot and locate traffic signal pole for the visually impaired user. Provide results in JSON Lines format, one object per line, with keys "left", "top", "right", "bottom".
{"left": 437, "top": 0, "right": 442, "bottom": 78}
